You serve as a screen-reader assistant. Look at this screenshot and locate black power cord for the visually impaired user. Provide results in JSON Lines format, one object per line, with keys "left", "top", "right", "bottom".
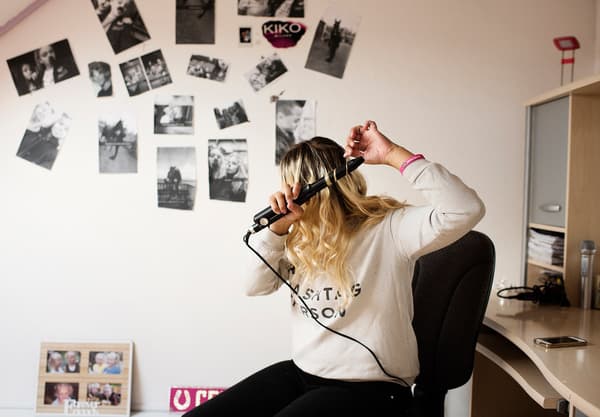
{"left": 496, "top": 286, "right": 540, "bottom": 301}
{"left": 496, "top": 282, "right": 570, "bottom": 307}
{"left": 243, "top": 231, "right": 410, "bottom": 387}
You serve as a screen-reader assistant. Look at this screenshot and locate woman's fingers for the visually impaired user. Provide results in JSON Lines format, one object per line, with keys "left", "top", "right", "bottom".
{"left": 283, "top": 183, "right": 294, "bottom": 208}
{"left": 363, "top": 120, "right": 377, "bottom": 132}
{"left": 269, "top": 192, "right": 287, "bottom": 214}
{"left": 344, "top": 125, "right": 363, "bottom": 157}
{"left": 291, "top": 182, "right": 301, "bottom": 200}
{"left": 269, "top": 182, "right": 302, "bottom": 215}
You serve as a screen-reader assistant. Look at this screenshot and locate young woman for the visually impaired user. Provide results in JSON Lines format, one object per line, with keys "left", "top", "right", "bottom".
{"left": 185, "top": 120, "right": 485, "bottom": 416}
{"left": 34, "top": 44, "right": 72, "bottom": 87}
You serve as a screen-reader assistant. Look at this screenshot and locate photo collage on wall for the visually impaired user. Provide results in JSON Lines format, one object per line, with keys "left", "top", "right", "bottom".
{"left": 5, "top": 0, "right": 369, "bottom": 410}
{"left": 119, "top": 50, "right": 172, "bottom": 97}
{"left": 91, "top": 0, "right": 151, "bottom": 54}
{"left": 275, "top": 99, "right": 316, "bottom": 164}
{"left": 6, "top": 0, "right": 362, "bottom": 212}
{"left": 157, "top": 147, "right": 197, "bottom": 210}
{"left": 89, "top": 61, "right": 113, "bottom": 97}
{"left": 239, "top": 27, "right": 252, "bottom": 45}
{"left": 244, "top": 53, "right": 288, "bottom": 92}
{"left": 7, "top": 39, "right": 79, "bottom": 96}
{"left": 176, "top": 0, "right": 215, "bottom": 44}
{"left": 208, "top": 139, "right": 248, "bottom": 203}
{"left": 213, "top": 100, "right": 249, "bottom": 130}
{"left": 16, "top": 102, "right": 71, "bottom": 171}
{"left": 36, "top": 341, "right": 133, "bottom": 416}
{"left": 187, "top": 55, "right": 229, "bottom": 82}
{"left": 154, "top": 95, "right": 194, "bottom": 135}
{"left": 237, "top": 0, "right": 305, "bottom": 17}
{"left": 98, "top": 112, "right": 138, "bottom": 174}
{"left": 305, "top": 4, "right": 361, "bottom": 78}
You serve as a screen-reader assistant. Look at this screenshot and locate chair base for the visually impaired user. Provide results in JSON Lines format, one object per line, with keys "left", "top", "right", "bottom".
{"left": 408, "top": 384, "right": 447, "bottom": 417}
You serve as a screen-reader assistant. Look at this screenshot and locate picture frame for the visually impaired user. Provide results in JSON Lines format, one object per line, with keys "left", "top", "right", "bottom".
{"left": 35, "top": 341, "right": 133, "bottom": 416}
{"left": 6, "top": 39, "right": 80, "bottom": 96}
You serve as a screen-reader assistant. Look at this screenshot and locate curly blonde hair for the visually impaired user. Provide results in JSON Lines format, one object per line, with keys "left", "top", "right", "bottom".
{"left": 280, "top": 137, "right": 406, "bottom": 305}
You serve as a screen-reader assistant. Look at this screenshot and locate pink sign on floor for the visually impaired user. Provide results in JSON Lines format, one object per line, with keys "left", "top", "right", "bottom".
{"left": 169, "top": 387, "right": 226, "bottom": 413}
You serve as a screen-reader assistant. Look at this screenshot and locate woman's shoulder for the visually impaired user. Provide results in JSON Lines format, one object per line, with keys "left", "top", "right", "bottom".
{"left": 358, "top": 206, "right": 405, "bottom": 236}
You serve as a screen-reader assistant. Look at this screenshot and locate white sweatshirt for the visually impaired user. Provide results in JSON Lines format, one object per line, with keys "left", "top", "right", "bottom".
{"left": 245, "top": 159, "right": 485, "bottom": 383}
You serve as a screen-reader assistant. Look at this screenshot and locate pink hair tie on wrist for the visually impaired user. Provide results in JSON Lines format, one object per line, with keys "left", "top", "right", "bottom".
{"left": 399, "top": 154, "right": 425, "bottom": 174}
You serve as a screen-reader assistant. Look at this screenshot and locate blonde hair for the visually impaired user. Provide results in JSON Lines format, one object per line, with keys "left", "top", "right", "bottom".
{"left": 280, "top": 137, "right": 407, "bottom": 305}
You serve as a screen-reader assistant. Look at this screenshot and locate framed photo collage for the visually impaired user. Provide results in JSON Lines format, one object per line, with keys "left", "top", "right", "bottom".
{"left": 35, "top": 341, "right": 133, "bottom": 416}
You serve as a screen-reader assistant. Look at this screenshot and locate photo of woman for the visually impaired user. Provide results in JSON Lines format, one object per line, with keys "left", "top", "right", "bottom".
{"left": 7, "top": 39, "right": 80, "bottom": 96}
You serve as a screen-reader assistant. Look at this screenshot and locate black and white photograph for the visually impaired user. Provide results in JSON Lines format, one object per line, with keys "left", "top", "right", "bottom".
{"left": 16, "top": 102, "right": 71, "bottom": 170}
{"left": 275, "top": 99, "right": 315, "bottom": 164}
{"left": 87, "top": 383, "right": 122, "bottom": 406}
{"left": 187, "top": 55, "right": 229, "bottom": 82}
{"left": 304, "top": 4, "right": 361, "bottom": 79}
{"left": 237, "top": 0, "right": 304, "bottom": 17}
{"left": 154, "top": 95, "right": 194, "bottom": 135}
{"left": 244, "top": 53, "right": 288, "bottom": 92}
{"left": 239, "top": 27, "right": 252, "bottom": 44}
{"left": 141, "top": 49, "right": 172, "bottom": 89}
{"left": 98, "top": 112, "right": 137, "bottom": 173}
{"left": 176, "top": 0, "right": 215, "bottom": 44}
{"left": 46, "top": 351, "right": 81, "bottom": 374}
{"left": 157, "top": 147, "right": 196, "bottom": 210}
{"left": 213, "top": 100, "right": 249, "bottom": 129}
{"left": 92, "top": 0, "right": 151, "bottom": 54}
{"left": 43, "top": 383, "right": 79, "bottom": 406}
{"left": 208, "top": 139, "right": 248, "bottom": 203}
{"left": 7, "top": 39, "right": 80, "bottom": 96}
{"left": 88, "top": 61, "right": 113, "bottom": 97}
{"left": 119, "top": 57, "right": 149, "bottom": 96}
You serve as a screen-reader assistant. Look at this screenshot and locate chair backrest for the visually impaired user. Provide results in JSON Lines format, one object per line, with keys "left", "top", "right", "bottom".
{"left": 410, "top": 230, "right": 495, "bottom": 417}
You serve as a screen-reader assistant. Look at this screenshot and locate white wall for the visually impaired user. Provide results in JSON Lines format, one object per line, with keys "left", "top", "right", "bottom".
{"left": 0, "top": 0, "right": 597, "bottom": 414}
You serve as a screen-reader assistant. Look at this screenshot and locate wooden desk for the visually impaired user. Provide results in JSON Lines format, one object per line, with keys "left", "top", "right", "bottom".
{"left": 472, "top": 297, "right": 600, "bottom": 417}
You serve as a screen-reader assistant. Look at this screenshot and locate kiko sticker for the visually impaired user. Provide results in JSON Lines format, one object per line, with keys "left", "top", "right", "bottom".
{"left": 262, "top": 20, "right": 306, "bottom": 48}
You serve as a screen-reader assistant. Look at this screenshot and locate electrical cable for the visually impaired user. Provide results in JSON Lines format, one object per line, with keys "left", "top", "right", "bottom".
{"left": 243, "top": 231, "right": 410, "bottom": 387}
{"left": 496, "top": 286, "right": 539, "bottom": 301}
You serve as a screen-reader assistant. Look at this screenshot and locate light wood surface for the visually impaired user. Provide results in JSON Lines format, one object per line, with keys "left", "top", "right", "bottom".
{"left": 564, "top": 94, "right": 600, "bottom": 307}
{"left": 529, "top": 223, "right": 566, "bottom": 234}
{"left": 472, "top": 352, "right": 562, "bottom": 417}
{"left": 477, "top": 297, "right": 600, "bottom": 417}
{"left": 527, "top": 259, "right": 564, "bottom": 274}
{"left": 524, "top": 73, "right": 600, "bottom": 106}
{"left": 477, "top": 329, "right": 561, "bottom": 409}
{"left": 524, "top": 76, "right": 600, "bottom": 306}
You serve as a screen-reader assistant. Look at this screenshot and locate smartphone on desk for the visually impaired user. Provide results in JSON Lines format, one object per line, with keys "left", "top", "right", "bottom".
{"left": 534, "top": 336, "right": 588, "bottom": 348}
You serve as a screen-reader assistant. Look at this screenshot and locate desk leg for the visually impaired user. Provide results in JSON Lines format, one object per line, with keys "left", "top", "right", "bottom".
{"left": 471, "top": 352, "right": 562, "bottom": 417}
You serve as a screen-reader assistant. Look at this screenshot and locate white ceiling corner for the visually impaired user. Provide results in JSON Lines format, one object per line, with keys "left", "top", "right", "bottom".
{"left": 0, "top": 0, "right": 49, "bottom": 36}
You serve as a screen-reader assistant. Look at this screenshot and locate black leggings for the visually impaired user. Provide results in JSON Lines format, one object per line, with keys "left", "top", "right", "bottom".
{"left": 182, "top": 360, "right": 412, "bottom": 417}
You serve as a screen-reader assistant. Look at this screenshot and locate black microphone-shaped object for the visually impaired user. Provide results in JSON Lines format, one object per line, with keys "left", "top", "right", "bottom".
{"left": 248, "top": 156, "right": 365, "bottom": 234}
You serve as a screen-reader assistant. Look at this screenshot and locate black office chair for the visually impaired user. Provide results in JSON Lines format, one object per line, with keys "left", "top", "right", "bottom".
{"left": 409, "top": 230, "right": 495, "bottom": 417}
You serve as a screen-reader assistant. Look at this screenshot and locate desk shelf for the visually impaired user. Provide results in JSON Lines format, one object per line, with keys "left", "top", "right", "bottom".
{"left": 527, "top": 259, "right": 565, "bottom": 274}
{"left": 476, "top": 327, "right": 562, "bottom": 410}
{"left": 523, "top": 76, "right": 600, "bottom": 307}
{"left": 475, "top": 297, "right": 600, "bottom": 417}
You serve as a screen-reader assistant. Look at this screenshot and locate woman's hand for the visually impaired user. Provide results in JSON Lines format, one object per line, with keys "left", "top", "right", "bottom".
{"left": 343, "top": 120, "right": 413, "bottom": 169}
{"left": 268, "top": 182, "right": 304, "bottom": 235}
